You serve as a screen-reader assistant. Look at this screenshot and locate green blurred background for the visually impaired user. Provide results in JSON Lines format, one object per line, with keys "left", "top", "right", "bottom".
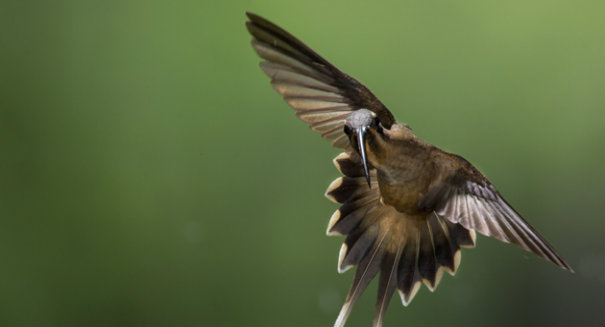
{"left": 1, "top": 0, "right": 603, "bottom": 325}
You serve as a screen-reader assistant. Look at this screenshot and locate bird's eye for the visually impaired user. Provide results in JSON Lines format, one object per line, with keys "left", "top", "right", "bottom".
{"left": 344, "top": 124, "right": 352, "bottom": 136}
{"left": 371, "top": 116, "right": 383, "bottom": 133}
{"left": 372, "top": 116, "right": 380, "bottom": 128}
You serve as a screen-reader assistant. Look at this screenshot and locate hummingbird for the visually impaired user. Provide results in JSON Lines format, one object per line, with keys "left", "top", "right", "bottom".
{"left": 245, "top": 12, "right": 572, "bottom": 327}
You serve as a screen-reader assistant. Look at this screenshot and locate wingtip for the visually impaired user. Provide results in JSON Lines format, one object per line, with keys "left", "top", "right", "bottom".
{"left": 560, "top": 260, "right": 574, "bottom": 273}
{"left": 554, "top": 251, "right": 574, "bottom": 272}
{"left": 245, "top": 11, "right": 259, "bottom": 21}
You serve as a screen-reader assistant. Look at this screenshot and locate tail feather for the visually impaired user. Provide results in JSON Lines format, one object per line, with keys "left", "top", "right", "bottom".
{"left": 326, "top": 176, "right": 375, "bottom": 203}
{"left": 449, "top": 222, "right": 477, "bottom": 248}
{"left": 327, "top": 152, "right": 476, "bottom": 327}
{"left": 339, "top": 224, "right": 378, "bottom": 273}
{"left": 428, "top": 216, "right": 458, "bottom": 273}
{"left": 397, "top": 227, "right": 422, "bottom": 306}
{"left": 326, "top": 152, "right": 379, "bottom": 237}
{"left": 374, "top": 245, "right": 403, "bottom": 327}
{"left": 335, "top": 229, "right": 388, "bottom": 327}
{"left": 327, "top": 198, "right": 375, "bottom": 236}
{"left": 418, "top": 220, "right": 438, "bottom": 289}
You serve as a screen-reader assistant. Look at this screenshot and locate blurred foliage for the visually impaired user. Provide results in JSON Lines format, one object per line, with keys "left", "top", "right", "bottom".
{"left": 1, "top": 0, "right": 603, "bottom": 325}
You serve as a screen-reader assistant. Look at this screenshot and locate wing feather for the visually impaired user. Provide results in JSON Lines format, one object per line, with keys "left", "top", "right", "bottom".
{"left": 420, "top": 156, "right": 573, "bottom": 271}
{"left": 246, "top": 12, "right": 395, "bottom": 150}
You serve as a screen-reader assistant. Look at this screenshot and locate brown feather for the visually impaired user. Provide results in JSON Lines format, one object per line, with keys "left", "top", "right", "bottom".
{"left": 327, "top": 153, "right": 476, "bottom": 327}
{"left": 246, "top": 12, "right": 395, "bottom": 151}
{"left": 419, "top": 151, "right": 573, "bottom": 271}
{"left": 246, "top": 13, "right": 573, "bottom": 327}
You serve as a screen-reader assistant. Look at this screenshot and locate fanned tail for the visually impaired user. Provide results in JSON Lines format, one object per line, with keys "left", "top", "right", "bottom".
{"left": 396, "top": 214, "right": 476, "bottom": 307}
{"left": 326, "top": 152, "right": 476, "bottom": 327}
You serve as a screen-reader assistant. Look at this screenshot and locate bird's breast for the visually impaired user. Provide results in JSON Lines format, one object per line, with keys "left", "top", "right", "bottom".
{"left": 367, "top": 136, "right": 436, "bottom": 215}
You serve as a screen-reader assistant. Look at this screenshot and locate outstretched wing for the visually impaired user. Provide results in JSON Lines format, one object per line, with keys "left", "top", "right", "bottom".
{"left": 245, "top": 12, "right": 395, "bottom": 150}
{"left": 419, "top": 153, "right": 573, "bottom": 271}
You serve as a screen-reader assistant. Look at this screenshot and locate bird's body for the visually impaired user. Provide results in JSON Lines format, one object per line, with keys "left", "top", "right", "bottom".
{"left": 368, "top": 126, "right": 436, "bottom": 214}
{"left": 245, "top": 12, "right": 572, "bottom": 327}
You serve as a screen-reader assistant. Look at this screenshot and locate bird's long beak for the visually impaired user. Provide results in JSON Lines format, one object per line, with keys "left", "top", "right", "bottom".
{"left": 355, "top": 127, "right": 372, "bottom": 188}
